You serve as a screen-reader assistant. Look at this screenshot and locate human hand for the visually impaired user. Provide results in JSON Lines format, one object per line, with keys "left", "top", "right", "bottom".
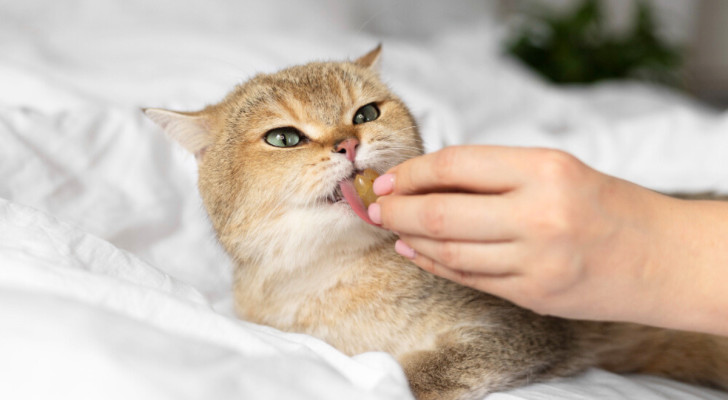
{"left": 368, "top": 145, "right": 672, "bottom": 324}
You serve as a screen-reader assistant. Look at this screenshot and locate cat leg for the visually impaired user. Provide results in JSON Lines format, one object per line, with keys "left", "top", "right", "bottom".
{"left": 400, "top": 344, "right": 499, "bottom": 400}
{"left": 399, "top": 325, "right": 581, "bottom": 400}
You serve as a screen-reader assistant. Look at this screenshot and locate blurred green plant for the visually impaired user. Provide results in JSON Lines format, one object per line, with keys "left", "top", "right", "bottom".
{"left": 505, "top": 0, "right": 683, "bottom": 86}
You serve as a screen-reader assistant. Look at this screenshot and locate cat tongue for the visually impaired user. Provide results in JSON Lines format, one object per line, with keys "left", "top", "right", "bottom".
{"left": 340, "top": 180, "right": 376, "bottom": 226}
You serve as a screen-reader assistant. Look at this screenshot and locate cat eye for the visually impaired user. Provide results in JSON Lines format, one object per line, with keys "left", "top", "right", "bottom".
{"left": 264, "top": 128, "right": 302, "bottom": 148}
{"left": 353, "top": 103, "right": 380, "bottom": 125}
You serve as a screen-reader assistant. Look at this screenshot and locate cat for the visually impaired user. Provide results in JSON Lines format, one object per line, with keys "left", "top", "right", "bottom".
{"left": 145, "top": 46, "right": 728, "bottom": 400}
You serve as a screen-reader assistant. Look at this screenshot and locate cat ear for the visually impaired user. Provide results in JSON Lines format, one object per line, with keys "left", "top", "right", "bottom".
{"left": 143, "top": 108, "right": 212, "bottom": 161}
{"left": 355, "top": 44, "right": 382, "bottom": 70}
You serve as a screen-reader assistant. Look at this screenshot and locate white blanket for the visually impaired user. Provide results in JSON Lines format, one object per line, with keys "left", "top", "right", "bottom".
{"left": 2, "top": 1, "right": 727, "bottom": 399}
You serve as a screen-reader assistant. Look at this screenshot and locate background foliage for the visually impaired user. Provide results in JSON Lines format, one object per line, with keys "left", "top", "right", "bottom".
{"left": 506, "top": 0, "right": 683, "bottom": 86}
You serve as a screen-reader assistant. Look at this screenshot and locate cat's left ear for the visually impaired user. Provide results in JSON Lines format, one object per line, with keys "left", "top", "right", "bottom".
{"left": 143, "top": 108, "right": 212, "bottom": 162}
{"left": 355, "top": 44, "right": 382, "bottom": 70}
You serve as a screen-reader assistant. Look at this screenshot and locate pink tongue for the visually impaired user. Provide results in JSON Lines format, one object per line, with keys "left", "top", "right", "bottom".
{"left": 340, "top": 180, "right": 376, "bottom": 226}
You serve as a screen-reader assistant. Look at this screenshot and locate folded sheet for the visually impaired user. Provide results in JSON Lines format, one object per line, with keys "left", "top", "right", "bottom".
{"left": 2, "top": 1, "right": 727, "bottom": 399}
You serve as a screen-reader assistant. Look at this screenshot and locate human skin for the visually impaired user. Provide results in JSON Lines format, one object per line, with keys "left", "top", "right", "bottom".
{"left": 368, "top": 145, "right": 728, "bottom": 336}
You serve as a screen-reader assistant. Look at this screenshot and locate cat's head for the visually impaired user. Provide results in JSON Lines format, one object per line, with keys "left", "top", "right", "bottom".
{"left": 146, "top": 46, "right": 423, "bottom": 267}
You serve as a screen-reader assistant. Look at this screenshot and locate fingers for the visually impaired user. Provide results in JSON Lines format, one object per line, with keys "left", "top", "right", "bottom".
{"left": 376, "top": 192, "right": 518, "bottom": 241}
{"left": 384, "top": 145, "right": 531, "bottom": 196}
{"left": 398, "top": 234, "right": 520, "bottom": 275}
{"left": 399, "top": 239, "right": 521, "bottom": 296}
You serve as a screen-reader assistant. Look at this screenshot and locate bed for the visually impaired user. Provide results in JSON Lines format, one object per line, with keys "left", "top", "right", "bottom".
{"left": 2, "top": 1, "right": 727, "bottom": 399}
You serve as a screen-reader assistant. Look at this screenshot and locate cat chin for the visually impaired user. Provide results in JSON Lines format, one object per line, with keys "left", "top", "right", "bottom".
{"left": 240, "top": 206, "right": 391, "bottom": 271}
{"left": 326, "top": 202, "right": 380, "bottom": 231}
{"left": 233, "top": 205, "right": 389, "bottom": 269}
{"left": 313, "top": 203, "right": 392, "bottom": 244}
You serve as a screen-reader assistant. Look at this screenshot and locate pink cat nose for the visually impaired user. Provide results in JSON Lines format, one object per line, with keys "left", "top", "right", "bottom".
{"left": 335, "top": 138, "right": 359, "bottom": 162}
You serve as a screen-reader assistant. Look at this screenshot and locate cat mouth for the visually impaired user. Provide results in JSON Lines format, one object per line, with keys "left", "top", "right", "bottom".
{"left": 329, "top": 171, "right": 377, "bottom": 226}
{"left": 325, "top": 170, "right": 358, "bottom": 204}
{"left": 329, "top": 184, "right": 346, "bottom": 203}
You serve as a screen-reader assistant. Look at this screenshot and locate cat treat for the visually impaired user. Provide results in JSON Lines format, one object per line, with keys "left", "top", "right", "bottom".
{"left": 354, "top": 168, "right": 379, "bottom": 208}
{"left": 339, "top": 169, "right": 381, "bottom": 226}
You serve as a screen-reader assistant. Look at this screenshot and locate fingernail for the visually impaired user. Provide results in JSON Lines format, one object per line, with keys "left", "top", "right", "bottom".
{"left": 368, "top": 203, "right": 381, "bottom": 225}
{"left": 373, "top": 173, "right": 395, "bottom": 196}
{"left": 395, "top": 239, "right": 416, "bottom": 259}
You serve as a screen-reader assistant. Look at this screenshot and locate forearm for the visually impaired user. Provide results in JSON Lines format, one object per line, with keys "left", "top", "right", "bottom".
{"left": 643, "top": 196, "right": 728, "bottom": 336}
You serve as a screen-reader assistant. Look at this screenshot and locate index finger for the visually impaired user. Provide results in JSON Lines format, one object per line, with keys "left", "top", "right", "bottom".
{"left": 387, "top": 145, "right": 531, "bottom": 196}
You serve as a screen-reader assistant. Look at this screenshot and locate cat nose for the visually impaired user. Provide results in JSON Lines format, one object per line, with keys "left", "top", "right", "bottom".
{"left": 334, "top": 138, "right": 359, "bottom": 162}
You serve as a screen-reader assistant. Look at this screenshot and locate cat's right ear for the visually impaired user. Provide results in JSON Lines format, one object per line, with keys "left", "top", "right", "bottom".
{"left": 143, "top": 108, "right": 212, "bottom": 161}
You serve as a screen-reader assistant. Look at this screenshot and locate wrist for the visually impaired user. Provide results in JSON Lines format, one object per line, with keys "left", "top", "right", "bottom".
{"left": 627, "top": 192, "right": 728, "bottom": 335}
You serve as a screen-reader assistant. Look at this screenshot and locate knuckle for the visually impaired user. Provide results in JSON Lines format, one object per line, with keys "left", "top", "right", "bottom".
{"left": 420, "top": 196, "right": 447, "bottom": 236}
{"left": 532, "top": 149, "right": 581, "bottom": 184}
{"left": 436, "top": 241, "right": 460, "bottom": 268}
{"left": 432, "top": 147, "right": 459, "bottom": 183}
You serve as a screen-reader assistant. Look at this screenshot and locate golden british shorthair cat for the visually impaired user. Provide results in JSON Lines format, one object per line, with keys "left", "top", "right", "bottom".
{"left": 146, "top": 46, "right": 728, "bottom": 400}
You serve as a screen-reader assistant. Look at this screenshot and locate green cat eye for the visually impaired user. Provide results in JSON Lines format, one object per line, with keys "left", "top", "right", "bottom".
{"left": 264, "top": 128, "right": 302, "bottom": 148}
{"left": 353, "top": 103, "right": 380, "bottom": 125}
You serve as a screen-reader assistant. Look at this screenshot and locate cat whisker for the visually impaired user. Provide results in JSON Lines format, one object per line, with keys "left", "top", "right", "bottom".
{"left": 388, "top": 125, "right": 418, "bottom": 135}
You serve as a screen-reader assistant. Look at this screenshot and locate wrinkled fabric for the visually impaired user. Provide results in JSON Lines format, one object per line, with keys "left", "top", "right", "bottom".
{"left": 1, "top": 1, "right": 726, "bottom": 399}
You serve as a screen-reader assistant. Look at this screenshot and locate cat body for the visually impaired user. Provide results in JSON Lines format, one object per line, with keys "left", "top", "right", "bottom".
{"left": 146, "top": 47, "right": 728, "bottom": 399}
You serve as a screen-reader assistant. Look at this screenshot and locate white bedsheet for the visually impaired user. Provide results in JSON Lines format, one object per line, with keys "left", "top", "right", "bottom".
{"left": 2, "top": 1, "right": 727, "bottom": 399}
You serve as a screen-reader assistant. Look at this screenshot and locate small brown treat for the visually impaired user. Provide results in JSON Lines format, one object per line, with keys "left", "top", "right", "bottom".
{"left": 354, "top": 168, "right": 379, "bottom": 208}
